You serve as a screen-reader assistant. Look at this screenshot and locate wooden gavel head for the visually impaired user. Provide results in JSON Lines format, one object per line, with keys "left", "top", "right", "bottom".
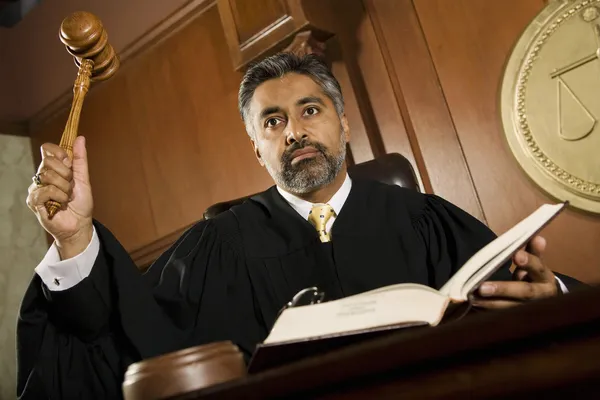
{"left": 59, "top": 11, "right": 119, "bottom": 81}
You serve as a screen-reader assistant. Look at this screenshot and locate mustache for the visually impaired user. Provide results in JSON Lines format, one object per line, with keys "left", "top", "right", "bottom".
{"left": 281, "top": 140, "right": 327, "bottom": 164}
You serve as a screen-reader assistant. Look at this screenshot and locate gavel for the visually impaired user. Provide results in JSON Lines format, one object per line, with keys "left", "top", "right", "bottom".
{"left": 45, "top": 11, "right": 119, "bottom": 218}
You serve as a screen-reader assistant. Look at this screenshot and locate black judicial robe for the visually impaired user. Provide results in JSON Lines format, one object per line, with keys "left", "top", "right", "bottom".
{"left": 17, "top": 179, "right": 544, "bottom": 398}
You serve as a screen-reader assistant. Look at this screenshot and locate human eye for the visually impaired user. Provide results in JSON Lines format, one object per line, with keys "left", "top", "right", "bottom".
{"left": 303, "top": 106, "right": 320, "bottom": 117}
{"left": 265, "top": 117, "right": 282, "bottom": 129}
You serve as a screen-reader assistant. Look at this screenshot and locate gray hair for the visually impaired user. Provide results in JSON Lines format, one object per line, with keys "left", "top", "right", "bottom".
{"left": 238, "top": 53, "right": 344, "bottom": 138}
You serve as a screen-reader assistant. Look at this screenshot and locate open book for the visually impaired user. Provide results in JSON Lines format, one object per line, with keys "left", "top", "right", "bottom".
{"left": 248, "top": 202, "right": 567, "bottom": 373}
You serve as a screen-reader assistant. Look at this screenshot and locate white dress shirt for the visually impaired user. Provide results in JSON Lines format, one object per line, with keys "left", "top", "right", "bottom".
{"left": 35, "top": 172, "right": 567, "bottom": 294}
{"left": 276, "top": 173, "right": 353, "bottom": 234}
{"left": 35, "top": 226, "right": 100, "bottom": 291}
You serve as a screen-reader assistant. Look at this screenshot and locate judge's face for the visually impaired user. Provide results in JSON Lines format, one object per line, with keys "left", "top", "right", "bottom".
{"left": 248, "top": 73, "right": 350, "bottom": 194}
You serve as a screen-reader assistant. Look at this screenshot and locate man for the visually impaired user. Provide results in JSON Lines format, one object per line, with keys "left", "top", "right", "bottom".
{"left": 18, "top": 53, "right": 575, "bottom": 399}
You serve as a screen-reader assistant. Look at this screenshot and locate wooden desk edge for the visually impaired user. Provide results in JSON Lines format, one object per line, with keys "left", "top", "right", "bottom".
{"left": 172, "top": 285, "right": 600, "bottom": 399}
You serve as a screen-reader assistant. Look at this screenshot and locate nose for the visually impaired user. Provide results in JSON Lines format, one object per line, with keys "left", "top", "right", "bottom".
{"left": 285, "top": 118, "right": 308, "bottom": 145}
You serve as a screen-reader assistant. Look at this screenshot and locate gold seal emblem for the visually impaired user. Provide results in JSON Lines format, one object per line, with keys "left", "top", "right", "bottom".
{"left": 501, "top": 0, "right": 600, "bottom": 214}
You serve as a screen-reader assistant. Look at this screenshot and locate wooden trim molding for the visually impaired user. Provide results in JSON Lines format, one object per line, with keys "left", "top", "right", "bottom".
{"left": 28, "top": 0, "right": 217, "bottom": 134}
{"left": 130, "top": 223, "right": 195, "bottom": 270}
{"left": 283, "top": 30, "right": 327, "bottom": 58}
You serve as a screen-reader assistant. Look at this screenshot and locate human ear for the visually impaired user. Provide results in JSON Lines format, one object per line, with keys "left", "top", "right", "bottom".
{"left": 252, "top": 138, "right": 265, "bottom": 167}
{"left": 340, "top": 114, "right": 350, "bottom": 142}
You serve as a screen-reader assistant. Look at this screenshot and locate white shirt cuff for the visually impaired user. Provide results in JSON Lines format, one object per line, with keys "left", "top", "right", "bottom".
{"left": 34, "top": 226, "right": 100, "bottom": 291}
{"left": 556, "top": 276, "right": 569, "bottom": 294}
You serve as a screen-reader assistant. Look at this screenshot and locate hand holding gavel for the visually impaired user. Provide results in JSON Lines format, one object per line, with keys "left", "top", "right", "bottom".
{"left": 27, "top": 11, "right": 118, "bottom": 260}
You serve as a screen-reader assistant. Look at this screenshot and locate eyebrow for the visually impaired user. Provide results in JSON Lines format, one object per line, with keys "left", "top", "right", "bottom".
{"left": 258, "top": 96, "right": 326, "bottom": 120}
{"left": 259, "top": 106, "right": 281, "bottom": 120}
{"left": 296, "top": 96, "right": 325, "bottom": 107}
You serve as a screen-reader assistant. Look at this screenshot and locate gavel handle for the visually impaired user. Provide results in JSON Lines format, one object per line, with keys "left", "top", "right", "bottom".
{"left": 45, "top": 59, "right": 94, "bottom": 218}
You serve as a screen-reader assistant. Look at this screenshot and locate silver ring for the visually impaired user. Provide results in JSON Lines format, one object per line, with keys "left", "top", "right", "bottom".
{"left": 32, "top": 173, "right": 43, "bottom": 187}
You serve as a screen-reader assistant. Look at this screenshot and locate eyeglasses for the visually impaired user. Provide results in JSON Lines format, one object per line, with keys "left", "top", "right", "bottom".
{"left": 276, "top": 286, "right": 325, "bottom": 319}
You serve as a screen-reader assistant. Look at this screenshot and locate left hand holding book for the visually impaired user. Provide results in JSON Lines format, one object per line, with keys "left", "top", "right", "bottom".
{"left": 473, "top": 235, "right": 559, "bottom": 309}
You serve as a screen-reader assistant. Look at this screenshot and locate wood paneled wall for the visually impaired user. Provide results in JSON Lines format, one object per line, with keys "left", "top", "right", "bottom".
{"left": 364, "top": 0, "right": 485, "bottom": 221}
{"left": 366, "top": 0, "right": 600, "bottom": 283}
{"left": 31, "top": 5, "right": 273, "bottom": 252}
{"left": 30, "top": 0, "right": 599, "bottom": 282}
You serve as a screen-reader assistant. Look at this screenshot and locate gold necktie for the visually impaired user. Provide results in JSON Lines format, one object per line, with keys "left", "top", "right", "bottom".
{"left": 308, "top": 204, "right": 336, "bottom": 243}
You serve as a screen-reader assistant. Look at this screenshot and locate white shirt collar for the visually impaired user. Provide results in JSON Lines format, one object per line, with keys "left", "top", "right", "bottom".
{"left": 276, "top": 173, "right": 352, "bottom": 220}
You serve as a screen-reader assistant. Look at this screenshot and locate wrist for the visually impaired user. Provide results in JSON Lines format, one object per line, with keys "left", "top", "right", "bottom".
{"left": 55, "top": 224, "right": 93, "bottom": 260}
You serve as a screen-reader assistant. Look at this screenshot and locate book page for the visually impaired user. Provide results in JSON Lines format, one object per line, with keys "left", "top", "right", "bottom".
{"left": 263, "top": 284, "right": 449, "bottom": 345}
{"left": 460, "top": 230, "right": 530, "bottom": 297}
{"left": 439, "top": 203, "right": 566, "bottom": 301}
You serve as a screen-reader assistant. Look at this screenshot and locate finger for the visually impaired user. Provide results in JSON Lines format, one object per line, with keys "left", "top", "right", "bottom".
{"left": 478, "top": 281, "right": 555, "bottom": 301}
{"left": 38, "top": 155, "right": 73, "bottom": 182}
{"left": 25, "top": 192, "right": 56, "bottom": 216}
{"left": 36, "top": 169, "right": 73, "bottom": 197}
{"left": 72, "top": 136, "right": 89, "bottom": 182}
{"left": 40, "top": 143, "right": 68, "bottom": 161}
{"left": 471, "top": 298, "right": 523, "bottom": 309}
{"left": 29, "top": 185, "right": 70, "bottom": 211}
{"left": 512, "top": 250, "right": 553, "bottom": 283}
{"left": 26, "top": 190, "right": 36, "bottom": 213}
{"left": 526, "top": 235, "right": 546, "bottom": 258}
{"left": 513, "top": 267, "right": 529, "bottom": 282}
{"left": 27, "top": 181, "right": 38, "bottom": 195}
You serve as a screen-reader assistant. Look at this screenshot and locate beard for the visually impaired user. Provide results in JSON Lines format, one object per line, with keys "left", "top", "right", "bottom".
{"left": 265, "top": 128, "right": 347, "bottom": 194}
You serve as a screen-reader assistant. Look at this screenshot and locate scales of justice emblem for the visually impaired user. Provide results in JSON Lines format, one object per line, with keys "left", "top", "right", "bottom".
{"left": 501, "top": 0, "right": 600, "bottom": 214}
